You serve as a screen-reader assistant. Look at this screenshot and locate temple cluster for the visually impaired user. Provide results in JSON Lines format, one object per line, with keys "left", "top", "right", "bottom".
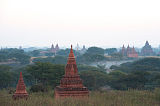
{"left": 13, "top": 45, "right": 89, "bottom": 100}
{"left": 120, "top": 41, "right": 155, "bottom": 58}
{"left": 39, "top": 43, "right": 60, "bottom": 56}
{"left": 120, "top": 45, "right": 138, "bottom": 58}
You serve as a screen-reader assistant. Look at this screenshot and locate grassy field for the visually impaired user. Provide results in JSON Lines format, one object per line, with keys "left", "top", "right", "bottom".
{"left": 0, "top": 89, "right": 160, "bottom": 106}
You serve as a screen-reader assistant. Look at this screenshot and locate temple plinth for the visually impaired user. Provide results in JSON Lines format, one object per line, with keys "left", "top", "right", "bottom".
{"left": 13, "top": 72, "right": 28, "bottom": 100}
{"left": 54, "top": 45, "right": 89, "bottom": 98}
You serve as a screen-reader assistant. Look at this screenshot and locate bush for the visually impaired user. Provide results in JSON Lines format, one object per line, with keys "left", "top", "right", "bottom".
{"left": 30, "top": 84, "right": 49, "bottom": 92}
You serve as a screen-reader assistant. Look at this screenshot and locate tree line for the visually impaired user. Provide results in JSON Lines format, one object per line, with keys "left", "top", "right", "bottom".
{"left": 1, "top": 58, "right": 160, "bottom": 91}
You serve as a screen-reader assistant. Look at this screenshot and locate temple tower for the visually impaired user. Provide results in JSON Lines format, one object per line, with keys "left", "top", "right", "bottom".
{"left": 120, "top": 45, "right": 138, "bottom": 58}
{"left": 121, "top": 45, "right": 126, "bottom": 56}
{"left": 141, "top": 41, "right": 154, "bottom": 56}
{"left": 128, "top": 46, "right": 138, "bottom": 58}
{"left": 13, "top": 72, "right": 28, "bottom": 100}
{"left": 126, "top": 45, "right": 132, "bottom": 55}
{"left": 55, "top": 44, "right": 59, "bottom": 51}
{"left": 54, "top": 45, "right": 89, "bottom": 98}
{"left": 50, "top": 44, "right": 55, "bottom": 53}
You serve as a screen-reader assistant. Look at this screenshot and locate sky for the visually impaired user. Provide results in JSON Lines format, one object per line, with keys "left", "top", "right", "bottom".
{"left": 0, "top": 0, "right": 160, "bottom": 48}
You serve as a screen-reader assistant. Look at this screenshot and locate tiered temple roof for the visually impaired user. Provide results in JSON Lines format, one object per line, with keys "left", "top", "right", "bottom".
{"left": 13, "top": 72, "right": 28, "bottom": 100}
{"left": 141, "top": 41, "right": 154, "bottom": 56}
{"left": 120, "top": 45, "right": 138, "bottom": 58}
{"left": 54, "top": 45, "right": 89, "bottom": 98}
{"left": 50, "top": 44, "right": 59, "bottom": 54}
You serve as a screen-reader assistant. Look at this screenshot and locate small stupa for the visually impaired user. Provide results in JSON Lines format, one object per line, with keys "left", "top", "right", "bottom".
{"left": 54, "top": 45, "right": 89, "bottom": 98}
{"left": 13, "top": 72, "right": 28, "bottom": 100}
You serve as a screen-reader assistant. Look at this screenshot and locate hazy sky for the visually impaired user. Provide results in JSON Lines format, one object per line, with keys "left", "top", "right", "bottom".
{"left": 0, "top": 0, "right": 160, "bottom": 48}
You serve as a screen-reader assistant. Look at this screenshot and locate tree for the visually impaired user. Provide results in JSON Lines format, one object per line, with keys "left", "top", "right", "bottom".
{"left": 45, "top": 52, "right": 54, "bottom": 56}
{"left": 33, "top": 56, "right": 67, "bottom": 64}
{"left": 29, "top": 50, "right": 40, "bottom": 57}
{"left": 26, "top": 62, "right": 65, "bottom": 87}
{"left": 110, "top": 53, "right": 123, "bottom": 60}
{"left": 77, "top": 64, "right": 99, "bottom": 72}
{"left": 105, "top": 48, "right": 117, "bottom": 55}
{"left": 97, "top": 64, "right": 106, "bottom": 72}
{"left": 77, "top": 53, "right": 106, "bottom": 63}
{"left": 112, "top": 58, "right": 160, "bottom": 73}
{"left": 108, "top": 70, "right": 149, "bottom": 90}
{"left": 0, "top": 65, "right": 17, "bottom": 89}
{"left": 80, "top": 70, "right": 109, "bottom": 90}
{"left": 87, "top": 47, "right": 104, "bottom": 55}
{"left": 0, "top": 48, "right": 30, "bottom": 64}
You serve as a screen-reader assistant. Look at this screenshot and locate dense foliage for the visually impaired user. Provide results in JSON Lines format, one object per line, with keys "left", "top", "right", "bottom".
{"left": 87, "top": 47, "right": 104, "bottom": 55}
{"left": 105, "top": 48, "right": 117, "bottom": 55}
{"left": 111, "top": 57, "right": 160, "bottom": 72}
{"left": 33, "top": 56, "right": 67, "bottom": 64}
{"left": 27, "top": 50, "right": 41, "bottom": 57}
{"left": 26, "top": 62, "right": 65, "bottom": 87}
{"left": 0, "top": 48, "right": 30, "bottom": 64}
{"left": 77, "top": 53, "right": 107, "bottom": 63}
{"left": 80, "top": 70, "right": 108, "bottom": 90}
{"left": 1, "top": 55, "right": 160, "bottom": 91}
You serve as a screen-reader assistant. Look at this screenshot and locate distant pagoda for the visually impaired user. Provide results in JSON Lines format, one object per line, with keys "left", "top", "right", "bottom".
{"left": 121, "top": 45, "right": 126, "bottom": 56}
{"left": 128, "top": 46, "right": 138, "bottom": 58}
{"left": 50, "top": 44, "right": 59, "bottom": 55}
{"left": 13, "top": 72, "right": 28, "bottom": 100}
{"left": 141, "top": 41, "right": 154, "bottom": 56}
{"left": 120, "top": 44, "right": 138, "bottom": 58}
{"left": 80, "top": 45, "right": 87, "bottom": 54}
{"left": 50, "top": 44, "right": 55, "bottom": 53}
{"left": 54, "top": 45, "right": 89, "bottom": 98}
{"left": 55, "top": 44, "right": 59, "bottom": 51}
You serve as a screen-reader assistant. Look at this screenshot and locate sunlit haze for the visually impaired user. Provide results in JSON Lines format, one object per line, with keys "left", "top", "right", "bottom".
{"left": 0, "top": 0, "right": 160, "bottom": 48}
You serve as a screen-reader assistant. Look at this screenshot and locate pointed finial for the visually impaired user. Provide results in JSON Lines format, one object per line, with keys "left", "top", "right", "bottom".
{"left": 71, "top": 45, "right": 72, "bottom": 49}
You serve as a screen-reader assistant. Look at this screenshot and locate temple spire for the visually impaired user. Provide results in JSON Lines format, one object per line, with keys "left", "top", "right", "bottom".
{"left": 13, "top": 72, "right": 28, "bottom": 100}
{"left": 54, "top": 45, "right": 89, "bottom": 98}
{"left": 69, "top": 45, "right": 74, "bottom": 57}
{"left": 68, "top": 45, "right": 76, "bottom": 64}
{"left": 66, "top": 45, "right": 77, "bottom": 76}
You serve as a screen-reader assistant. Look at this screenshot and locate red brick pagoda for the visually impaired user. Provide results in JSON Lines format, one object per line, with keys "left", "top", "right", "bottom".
{"left": 54, "top": 45, "right": 89, "bottom": 98}
{"left": 128, "top": 46, "right": 138, "bottom": 58}
{"left": 120, "top": 45, "right": 138, "bottom": 58}
{"left": 13, "top": 72, "right": 28, "bottom": 100}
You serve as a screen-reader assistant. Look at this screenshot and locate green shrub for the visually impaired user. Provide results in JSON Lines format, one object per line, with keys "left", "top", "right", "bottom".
{"left": 30, "top": 84, "right": 49, "bottom": 92}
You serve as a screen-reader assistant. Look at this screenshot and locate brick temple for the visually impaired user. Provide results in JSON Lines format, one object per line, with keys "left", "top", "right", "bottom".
{"left": 50, "top": 43, "right": 59, "bottom": 55}
{"left": 141, "top": 41, "right": 154, "bottom": 56}
{"left": 121, "top": 45, "right": 138, "bottom": 58}
{"left": 13, "top": 72, "right": 28, "bottom": 100}
{"left": 54, "top": 45, "right": 89, "bottom": 98}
